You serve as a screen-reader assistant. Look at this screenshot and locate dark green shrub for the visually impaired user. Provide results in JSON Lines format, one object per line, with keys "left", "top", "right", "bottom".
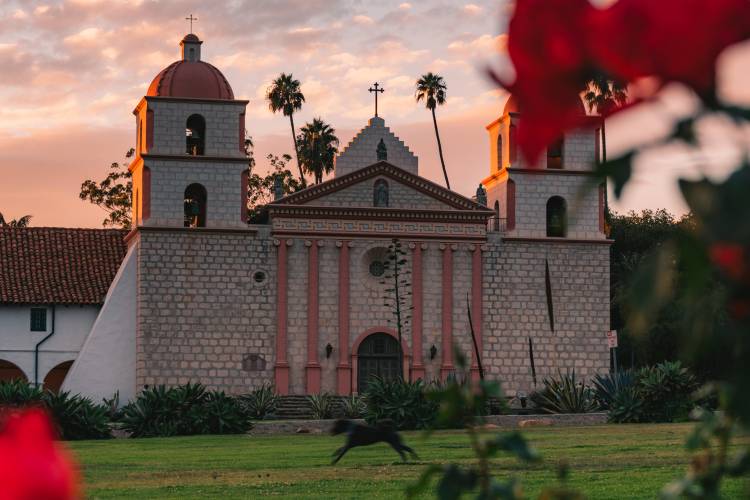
{"left": 120, "top": 383, "right": 251, "bottom": 437}
{"left": 240, "top": 384, "right": 279, "bottom": 419}
{"left": 637, "top": 360, "right": 698, "bottom": 423}
{"left": 44, "top": 391, "right": 111, "bottom": 440}
{"left": 530, "top": 371, "right": 599, "bottom": 414}
{"left": 307, "top": 393, "right": 333, "bottom": 419}
{"left": 363, "top": 377, "right": 438, "bottom": 430}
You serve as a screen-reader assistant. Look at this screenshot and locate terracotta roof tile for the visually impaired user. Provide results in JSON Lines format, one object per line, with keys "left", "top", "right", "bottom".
{"left": 0, "top": 228, "right": 127, "bottom": 305}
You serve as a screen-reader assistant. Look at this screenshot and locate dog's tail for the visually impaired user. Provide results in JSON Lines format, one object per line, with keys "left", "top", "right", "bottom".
{"left": 331, "top": 419, "right": 351, "bottom": 435}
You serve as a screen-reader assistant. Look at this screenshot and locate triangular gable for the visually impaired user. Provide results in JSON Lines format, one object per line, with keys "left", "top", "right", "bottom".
{"left": 271, "top": 161, "right": 489, "bottom": 212}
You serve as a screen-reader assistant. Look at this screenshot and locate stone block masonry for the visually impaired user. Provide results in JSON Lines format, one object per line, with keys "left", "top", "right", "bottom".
{"left": 135, "top": 228, "right": 277, "bottom": 394}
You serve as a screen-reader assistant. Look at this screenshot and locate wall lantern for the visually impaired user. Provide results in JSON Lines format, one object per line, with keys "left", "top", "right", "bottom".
{"left": 517, "top": 390, "right": 528, "bottom": 409}
{"left": 429, "top": 345, "right": 438, "bottom": 360}
{"left": 325, "top": 343, "right": 334, "bottom": 359}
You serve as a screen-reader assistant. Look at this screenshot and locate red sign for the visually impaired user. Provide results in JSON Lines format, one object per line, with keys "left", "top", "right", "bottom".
{"left": 607, "top": 330, "right": 618, "bottom": 349}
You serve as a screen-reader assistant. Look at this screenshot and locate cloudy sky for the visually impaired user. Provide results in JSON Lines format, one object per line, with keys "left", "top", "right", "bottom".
{"left": 0, "top": 0, "right": 745, "bottom": 228}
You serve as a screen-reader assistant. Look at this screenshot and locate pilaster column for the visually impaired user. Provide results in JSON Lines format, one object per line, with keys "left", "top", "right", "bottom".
{"left": 440, "top": 243, "right": 455, "bottom": 379}
{"left": 410, "top": 242, "right": 426, "bottom": 381}
{"left": 274, "top": 239, "right": 291, "bottom": 394}
{"left": 336, "top": 241, "right": 352, "bottom": 395}
{"left": 305, "top": 240, "right": 322, "bottom": 393}
{"left": 470, "top": 244, "right": 484, "bottom": 383}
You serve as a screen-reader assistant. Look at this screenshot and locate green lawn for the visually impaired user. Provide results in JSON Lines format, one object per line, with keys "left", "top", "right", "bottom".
{"left": 68, "top": 423, "right": 749, "bottom": 499}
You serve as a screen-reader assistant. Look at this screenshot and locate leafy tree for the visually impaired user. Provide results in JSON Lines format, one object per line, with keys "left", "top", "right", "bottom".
{"left": 79, "top": 148, "right": 135, "bottom": 229}
{"left": 415, "top": 73, "right": 450, "bottom": 189}
{"left": 246, "top": 153, "right": 304, "bottom": 223}
{"left": 0, "top": 213, "right": 32, "bottom": 227}
{"left": 297, "top": 118, "right": 339, "bottom": 184}
{"left": 266, "top": 73, "right": 306, "bottom": 184}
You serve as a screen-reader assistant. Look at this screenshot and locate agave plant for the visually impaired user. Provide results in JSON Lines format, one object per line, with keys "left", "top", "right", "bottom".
{"left": 44, "top": 391, "right": 112, "bottom": 440}
{"left": 362, "top": 377, "right": 438, "bottom": 430}
{"left": 592, "top": 370, "right": 636, "bottom": 410}
{"left": 240, "top": 384, "right": 279, "bottom": 420}
{"left": 530, "top": 370, "right": 599, "bottom": 414}
{"left": 199, "top": 390, "right": 252, "bottom": 434}
{"left": 307, "top": 393, "right": 333, "bottom": 419}
{"left": 0, "top": 379, "right": 44, "bottom": 407}
{"left": 341, "top": 394, "right": 367, "bottom": 419}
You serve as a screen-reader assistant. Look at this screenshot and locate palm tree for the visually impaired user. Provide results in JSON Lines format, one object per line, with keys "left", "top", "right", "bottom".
{"left": 266, "top": 73, "right": 306, "bottom": 183}
{"left": 0, "top": 212, "right": 32, "bottom": 227}
{"left": 297, "top": 118, "right": 339, "bottom": 184}
{"left": 584, "top": 76, "right": 627, "bottom": 164}
{"left": 415, "top": 73, "right": 450, "bottom": 189}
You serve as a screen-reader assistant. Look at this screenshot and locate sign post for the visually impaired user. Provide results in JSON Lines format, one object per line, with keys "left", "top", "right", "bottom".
{"left": 607, "top": 330, "right": 618, "bottom": 373}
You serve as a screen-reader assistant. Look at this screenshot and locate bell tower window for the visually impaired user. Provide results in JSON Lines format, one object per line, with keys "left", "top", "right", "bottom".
{"left": 186, "top": 114, "right": 206, "bottom": 156}
{"left": 547, "top": 137, "right": 563, "bottom": 169}
{"left": 546, "top": 196, "right": 567, "bottom": 237}
{"left": 184, "top": 183, "right": 207, "bottom": 228}
{"left": 373, "top": 179, "right": 389, "bottom": 207}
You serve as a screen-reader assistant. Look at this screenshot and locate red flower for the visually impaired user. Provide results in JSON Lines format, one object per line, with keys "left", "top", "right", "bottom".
{"left": 709, "top": 242, "right": 747, "bottom": 281}
{"left": 492, "top": 0, "right": 598, "bottom": 164}
{"left": 0, "top": 409, "right": 79, "bottom": 500}
{"left": 592, "top": 0, "right": 750, "bottom": 100}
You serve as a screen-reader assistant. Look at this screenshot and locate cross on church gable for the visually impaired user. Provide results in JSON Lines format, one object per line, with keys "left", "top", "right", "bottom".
{"left": 368, "top": 82, "right": 385, "bottom": 117}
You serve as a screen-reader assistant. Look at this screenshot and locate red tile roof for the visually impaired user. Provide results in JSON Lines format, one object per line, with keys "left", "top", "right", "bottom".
{"left": 0, "top": 228, "right": 127, "bottom": 305}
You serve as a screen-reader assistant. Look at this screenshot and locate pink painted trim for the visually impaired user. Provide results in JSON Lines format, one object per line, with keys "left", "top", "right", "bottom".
{"left": 350, "top": 327, "right": 411, "bottom": 394}
{"left": 142, "top": 166, "right": 151, "bottom": 221}
{"left": 240, "top": 170, "right": 248, "bottom": 223}
{"left": 441, "top": 246, "right": 453, "bottom": 379}
{"left": 411, "top": 243, "right": 424, "bottom": 381}
{"left": 274, "top": 239, "right": 289, "bottom": 395}
{"left": 598, "top": 183, "right": 605, "bottom": 233}
{"left": 470, "top": 247, "right": 483, "bottom": 383}
{"left": 337, "top": 242, "right": 351, "bottom": 395}
{"left": 306, "top": 241, "right": 321, "bottom": 393}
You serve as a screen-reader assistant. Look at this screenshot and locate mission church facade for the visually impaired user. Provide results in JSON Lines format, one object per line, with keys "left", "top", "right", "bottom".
{"left": 1, "top": 34, "right": 610, "bottom": 403}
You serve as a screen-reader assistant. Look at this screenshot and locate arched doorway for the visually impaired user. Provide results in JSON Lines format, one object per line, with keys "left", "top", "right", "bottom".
{"left": 0, "top": 360, "right": 27, "bottom": 383}
{"left": 43, "top": 360, "right": 74, "bottom": 394}
{"left": 357, "top": 333, "right": 400, "bottom": 392}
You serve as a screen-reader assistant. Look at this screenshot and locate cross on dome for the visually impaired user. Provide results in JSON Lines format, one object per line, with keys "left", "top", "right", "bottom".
{"left": 185, "top": 14, "right": 198, "bottom": 33}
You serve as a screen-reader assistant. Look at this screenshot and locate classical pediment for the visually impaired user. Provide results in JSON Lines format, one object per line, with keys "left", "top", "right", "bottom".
{"left": 271, "top": 161, "right": 489, "bottom": 213}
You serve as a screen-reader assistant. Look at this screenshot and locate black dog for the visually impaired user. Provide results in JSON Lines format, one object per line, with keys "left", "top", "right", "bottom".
{"left": 330, "top": 419, "right": 418, "bottom": 464}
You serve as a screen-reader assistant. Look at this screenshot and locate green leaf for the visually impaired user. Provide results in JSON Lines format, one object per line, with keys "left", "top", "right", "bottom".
{"left": 485, "top": 432, "right": 540, "bottom": 462}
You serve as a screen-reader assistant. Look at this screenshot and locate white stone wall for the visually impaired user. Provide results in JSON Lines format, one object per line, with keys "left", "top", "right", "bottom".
{"left": 135, "top": 228, "right": 276, "bottom": 394}
{"left": 141, "top": 158, "right": 246, "bottom": 229}
{"left": 509, "top": 171, "right": 603, "bottom": 240}
{"left": 335, "top": 117, "right": 418, "bottom": 176}
{"left": 482, "top": 237, "right": 610, "bottom": 394}
{"left": 147, "top": 99, "right": 246, "bottom": 158}
{"left": 0, "top": 304, "right": 99, "bottom": 384}
{"left": 304, "top": 175, "right": 451, "bottom": 211}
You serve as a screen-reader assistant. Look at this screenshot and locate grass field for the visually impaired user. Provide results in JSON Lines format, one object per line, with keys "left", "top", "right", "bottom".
{"left": 68, "top": 423, "right": 749, "bottom": 499}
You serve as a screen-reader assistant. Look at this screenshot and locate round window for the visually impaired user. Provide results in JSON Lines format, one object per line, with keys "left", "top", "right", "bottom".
{"left": 369, "top": 260, "right": 385, "bottom": 278}
{"left": 253, "top": 271, "right": 266, "bottom": 283}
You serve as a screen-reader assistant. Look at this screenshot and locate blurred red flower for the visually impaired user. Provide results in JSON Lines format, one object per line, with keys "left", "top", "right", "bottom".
{"left": 709, "top": 242, "right": 747, "bottom": 281}
{"left": 498, "top": 0, "right": 750, "bottom": 162}
{"left": 0, "top": 409, "right": 79, "bottom": 500}
{"left": 592, "top": 0, "right": 750, "bottom": 100}
{"left": 492, "top": 0, "right": 598, "bottom": 164}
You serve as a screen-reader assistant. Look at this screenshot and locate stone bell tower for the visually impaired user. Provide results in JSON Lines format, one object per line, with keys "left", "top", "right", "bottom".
{"left": 481, "top": 95, "right": 606, "bottom": 240}
{"left": 129, "top": 33, "right": 250, "bottom": 229}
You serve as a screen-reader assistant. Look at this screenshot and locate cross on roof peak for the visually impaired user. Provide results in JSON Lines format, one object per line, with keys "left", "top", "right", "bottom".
{"left": 185, "top": 14, "right": 198, "bottom": 33}
{"left": 368, "top": 82, "right": 385, "bottom": 117}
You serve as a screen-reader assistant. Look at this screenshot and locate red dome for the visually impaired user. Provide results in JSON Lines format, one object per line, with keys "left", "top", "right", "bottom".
{"left": 147, "top": 60, "right": 234, "bottom": 100}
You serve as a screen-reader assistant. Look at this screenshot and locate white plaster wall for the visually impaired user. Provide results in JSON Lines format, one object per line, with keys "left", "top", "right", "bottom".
{"left": 62, "top": 245, "right": 138, "bottom": 404}
{"left": 0, "top": 305, "right": 99, "bottom": 384}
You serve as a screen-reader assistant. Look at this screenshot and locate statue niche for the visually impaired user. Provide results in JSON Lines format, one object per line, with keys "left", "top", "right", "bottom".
{"left": 373, "top": 179, "right": 389, "bottom": 208}
{"left": 376, "top": 138, "right": 387, "bottom": 161}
